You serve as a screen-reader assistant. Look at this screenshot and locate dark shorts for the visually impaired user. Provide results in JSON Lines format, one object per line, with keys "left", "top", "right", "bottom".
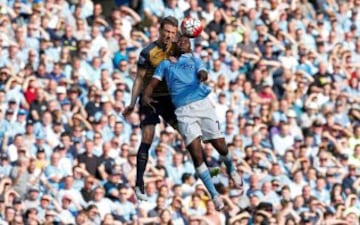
{"left": 139, "top": 95, "right": 178, "bottom": 127}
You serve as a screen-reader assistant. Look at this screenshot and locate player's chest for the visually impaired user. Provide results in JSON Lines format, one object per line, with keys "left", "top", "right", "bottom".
{"left": 150, "top": 51, "right": 170, "bottom": 67}
{"left": 169, "top": 60, "right": 196, "bottom": 72}
{"left": 168, "top": 63, "right": 197, "bottom": 83}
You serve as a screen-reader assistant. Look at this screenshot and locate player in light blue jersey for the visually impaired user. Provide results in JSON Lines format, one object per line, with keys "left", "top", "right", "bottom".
{"left": 149, "top": 51, "right": 211, "bottom": 109}
{"left": 143, "top": 35, "right": 243, "bottom": 211}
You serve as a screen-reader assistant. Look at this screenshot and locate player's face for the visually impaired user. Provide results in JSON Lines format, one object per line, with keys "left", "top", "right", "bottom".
{"left": 160, "top": 24, "right": 177, "bottom": 46}
{"left": 177, "top": 36, "right": 191, "bottom": 53}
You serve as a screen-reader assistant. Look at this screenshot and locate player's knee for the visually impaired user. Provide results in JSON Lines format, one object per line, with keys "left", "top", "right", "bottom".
{"left": 138, "top": 152, "right": 148, "bottom": 160}
{"left": 218, "top": 147, "right": 229, "bottom": 156}
{"left": 192, "top": 157, "right": 203, "bottom": 168}
{"left": 187, "top": 148, "right": 203, "bottom": 167}
{"left": 212, "top": 140, "right": 228, "bottom": 155}
{"left": 167, "top": 119, "right": 178, "bottom": 130}
{"left": 141, "top": 136, "right": 153, "bottom": 144}
{"left": 142, "top": 126, "right": 155, "bottom": 143}
{"left": 138, "top": 146, "right": 149, "bottom": 160}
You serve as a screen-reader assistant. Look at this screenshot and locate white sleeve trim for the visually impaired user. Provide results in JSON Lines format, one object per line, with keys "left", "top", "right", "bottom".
{"left": 197, "top": 66, "right": 207, "bottom": 73}
{"left": 153, "top": 75, "right": 162, "bottom": 81}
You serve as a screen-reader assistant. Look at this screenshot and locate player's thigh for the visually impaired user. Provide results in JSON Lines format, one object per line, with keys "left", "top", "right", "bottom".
{"left": 198, "top": 98, "right": 223, "bottom": 141}
{"left": 175, "top": 105, "right": 201, "bottom": 146}
{"left": 157, "top": 96, "right": 178, "bottom": 128}
{"left": 139, "top": 96, "right": 161, "bottom": 127}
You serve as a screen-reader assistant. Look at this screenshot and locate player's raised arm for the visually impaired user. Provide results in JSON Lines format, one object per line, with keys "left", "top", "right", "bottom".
{"left": 143, "top": 61, "right": 167, "bottom": 111}
{"left": 195, "top": 56, "right": 208, "bottom": 82}
{"left": 123, "top": 66, "right": 147, "bottom": 117}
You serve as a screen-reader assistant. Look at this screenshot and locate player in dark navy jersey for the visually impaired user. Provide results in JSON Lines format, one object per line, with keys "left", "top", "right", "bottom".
{"left": 123, "top": 16, "right": 179, "bottom": 201}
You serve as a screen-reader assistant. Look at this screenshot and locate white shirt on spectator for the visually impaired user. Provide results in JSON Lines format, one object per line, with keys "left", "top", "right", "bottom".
{"left": 58, "top": 209, "right": 76, "bottom": 224}
{"left": 121, "top": 16, "right": 137, "bottom": 40}
{"left": 88, "top": 198, "right": 117, "bottom": 219}
{"left": 23, "top": 199, "right": 40, "bottom": 210}
{"left": 178, "top": 0, "right": 190, "bottom": 11}
{"left": 289, "top": 180, "right": 307, "bottom": 198}
{"left": 279, "top": 55, "right": 298, "bottom": 72}
{"left": 74, "top": 1, "right": 94, "bottom": 19}
{"left": 299, "top": 113, "right": 319, "bottom": 129}
{"left": 181, "top": 183, "right": 195, "bottom": 198}
{"left": 47, "top": 12, "right": 60, "bottom": 29}
{"left": 272, "top": 134, "right": 294, "bottom": 156}
{"left": 7, "top": 144, "right": 19, "bottom": 163}
{"left": 352, "top": 52, "right": 360, "bottom": 63}
{"left": 59, "top": 156, "right": 73, "bottom": 176}
{"left": 89, "top": 35, "right": 108, "bottom": 58}
{"left": 45, "top": 127, "right": 62, "bottom": 147}
{"left": 58, "top": 189, "right": 86, "bottom": 208}
{"left": 289, "top": 123, "right": 303, "bottom": 140}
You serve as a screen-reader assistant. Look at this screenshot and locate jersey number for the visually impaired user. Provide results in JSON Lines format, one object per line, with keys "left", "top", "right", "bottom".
{"left": 216, "top": 121, "right": 220, "bottom": 131}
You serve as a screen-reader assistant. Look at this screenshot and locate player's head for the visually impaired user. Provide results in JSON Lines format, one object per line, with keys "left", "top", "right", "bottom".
{"left": 177, "top": 35, "right": 191, "bottom": 54}
{"left": 159, "top": 16, "right": 178, "bottom": 46}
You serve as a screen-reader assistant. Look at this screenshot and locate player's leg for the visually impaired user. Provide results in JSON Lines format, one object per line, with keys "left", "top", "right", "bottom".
{"left": 135, "top": 124, "right": 155, "bottom": 200}
{"left": 208, "top": 138, "right": 235, "bottom": 174}
{"left": 207, "top": 138, "right": 243, "bottom": 189}
{"left": 135, "top": 97, "right": 160, "bottom": 200}
{"left": 159, "top": 96, "right": 220, "bottom": 177}
{"left": 186, "top": 137, "right": 224, "bottom": 211}
{"left": 175, "top": 103, "right": 224, "bottom": 211}
{"left": 202, "top": 150, "right": 221, "bottom": 177}
{"left": 199, "top": 96, "right": 243, "bottom": 189}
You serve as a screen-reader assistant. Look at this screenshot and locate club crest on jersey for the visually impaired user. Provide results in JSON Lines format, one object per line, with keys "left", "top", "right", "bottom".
{"left": 176, "top": 60, "right": 195, "bottom": 70}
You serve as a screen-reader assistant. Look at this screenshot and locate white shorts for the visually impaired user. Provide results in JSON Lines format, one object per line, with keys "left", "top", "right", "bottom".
{"left": 175, "top": 96, "right": 223, "bottom": 146}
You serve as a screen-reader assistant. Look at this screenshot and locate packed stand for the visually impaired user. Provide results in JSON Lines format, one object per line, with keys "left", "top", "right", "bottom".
{"left": 0, "top": 0, "right": 359, "bottom": 224}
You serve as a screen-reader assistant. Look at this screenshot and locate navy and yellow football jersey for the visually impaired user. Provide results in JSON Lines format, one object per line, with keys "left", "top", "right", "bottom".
{"left": 137, "top": 41, "right": 176, "bottom": 97}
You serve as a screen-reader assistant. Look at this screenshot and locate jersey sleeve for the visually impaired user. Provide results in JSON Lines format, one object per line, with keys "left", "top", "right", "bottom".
{"left": 153, "top": 60, "right": 168, "bottom": 81}
{"left": 137, "top": 49, "right": 149, "bottom": 69}
{"left": 194, "top": 56, "right": 207, "bottom": 73}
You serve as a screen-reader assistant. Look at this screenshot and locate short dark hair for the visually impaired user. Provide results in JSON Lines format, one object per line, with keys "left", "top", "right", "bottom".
{"left": 179, "top": 34, "right": 190, "bottom": 39}
{"left": 181, "top": 173, "right": 192, "bottom": 183}
{"left": 60, "top": 132, "right": 71, "bottom": 138}
{"left": 160, "top": 16, "right": 178, "bottom": 29}
{"left": 86, "top": 204, "right": 98, "bottom": 212}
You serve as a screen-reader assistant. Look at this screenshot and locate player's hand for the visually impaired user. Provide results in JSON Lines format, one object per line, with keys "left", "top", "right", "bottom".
{"left": 198, "top": 71, "right": 208, "bottom": 82}
{"left": 169, "top": 56, "right": 177, "bottom": 63}
{"left": 142, "top": 95, "right": 158, "bottom": 112}
{"left": 123, "top": 105, "right": 135, "bottom": 117}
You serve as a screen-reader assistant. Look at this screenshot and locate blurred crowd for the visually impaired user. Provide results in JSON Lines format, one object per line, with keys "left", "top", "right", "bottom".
{"left": 0, "top": 0, "right": 359, "bottom": 224}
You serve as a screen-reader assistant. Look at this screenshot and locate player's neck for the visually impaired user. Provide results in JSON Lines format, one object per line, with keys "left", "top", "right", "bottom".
{"left": 156, "top": 40, "right": 169, "bottom": 50}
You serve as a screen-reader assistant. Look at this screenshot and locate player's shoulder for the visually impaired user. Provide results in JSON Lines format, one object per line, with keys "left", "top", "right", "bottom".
{"left": 193, "top": 54, "right": 204, "bottom": 64}
{"left": 192, "top": 54, "right": 201, "bottom": 60}
{"left": 184, "top": 53, "right": 201, "bottom": 61}
{"left": 159, "top": 58, "right": 171, "bottom": 66}
{"left": 140, "top": 42, "right": 158, "bottom": 55}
